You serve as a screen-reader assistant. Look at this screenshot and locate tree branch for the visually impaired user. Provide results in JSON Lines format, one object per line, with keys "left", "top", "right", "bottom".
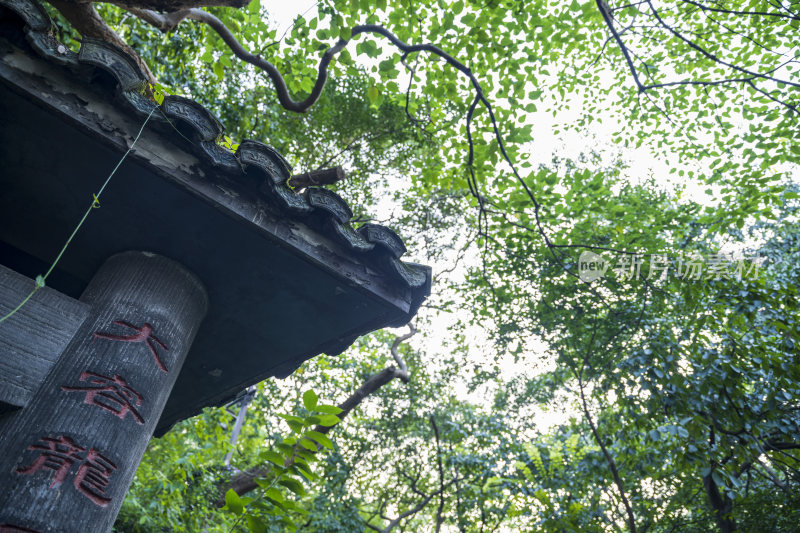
{"left": 88, "top": 4, "right": 558, "bottom": 278}
{"left": 702, "top": 463, "right": 736, "bottom": 533}
{"left": 48, "top": 0, "right": 157, "bottom": 81}
{"left": 431, "top": 416, "right": 445, "bottom": 533}
{"left": 220, "top": 327, "right": 418, "bottom": 499}
{"left": 368, "top": 476, "right": 460, "bottom": 533}
{"left": 568, "top": 327, "right": 638, "bottom": 533}
{"left": 645, "top": 0, "right": 800, "bottom": 88}
{"left": 575, "top": 371, "right": 638, "bottom": 533}
{"left": 390, "top": 324, "right": 416, "bottom": 383}
{"left": 119, "top": 6, "right": 191, "bottom": 32}
{"left": 596, "top": 0, "right": 646, "bottom": 92}
{"left": 678, "top": 0, "right": 799, "bottom": 21}
{"left": 95, "top": 0, "right": 250, "bottom": 11}
{"left": 643, "top": 77, "right": 754, "bottom": 90}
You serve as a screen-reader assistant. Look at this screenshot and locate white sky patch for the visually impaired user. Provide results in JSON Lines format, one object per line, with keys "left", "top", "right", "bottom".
{"left": 265, "top": 1, "right": 318, "bottom": 34}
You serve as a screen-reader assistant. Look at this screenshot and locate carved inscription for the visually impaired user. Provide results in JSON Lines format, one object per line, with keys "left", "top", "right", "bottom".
{"left": 15, "top": 436, "right": 117, "bottom": 507}
{"left": 61, "top": 372, "right": 144, "bottom": 425}
{"left": 92, "top": 320, "right": 169, "bottom": 372}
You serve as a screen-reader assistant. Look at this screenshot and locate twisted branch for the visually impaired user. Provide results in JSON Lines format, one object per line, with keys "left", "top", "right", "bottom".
{"left": 220, "top": 325, "right": 417, "bottom": 499}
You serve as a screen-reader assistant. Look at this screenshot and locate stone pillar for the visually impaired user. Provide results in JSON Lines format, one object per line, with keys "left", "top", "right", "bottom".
{"left": 0, "top": 252, "right": 207, "bottom": 533}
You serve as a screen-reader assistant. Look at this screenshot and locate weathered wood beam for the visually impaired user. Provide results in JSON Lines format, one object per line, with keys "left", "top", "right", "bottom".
{"left": 0, "top": 265, "right": 89, "bottom": 413}
{"left": 288, "top": 166, "right": 346, "bottom": 190}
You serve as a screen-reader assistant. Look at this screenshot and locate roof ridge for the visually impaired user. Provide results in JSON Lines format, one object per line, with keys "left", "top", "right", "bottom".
{"left": 0, "top": 0, "right": 430, "bottom": 322}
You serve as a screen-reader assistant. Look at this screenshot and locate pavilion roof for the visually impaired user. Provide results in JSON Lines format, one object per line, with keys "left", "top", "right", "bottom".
{"left": 0, "top": 0, "right": 430, "bottom": 434}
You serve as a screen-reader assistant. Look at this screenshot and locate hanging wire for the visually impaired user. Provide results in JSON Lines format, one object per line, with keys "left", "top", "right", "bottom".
{"left": 0, "top": 107, "right": 156, "bottom": 323}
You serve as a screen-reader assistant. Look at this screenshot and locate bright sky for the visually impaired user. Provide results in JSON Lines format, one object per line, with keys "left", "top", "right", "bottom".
{"left": 266, "top": 1, "right": 317, "bottom": 35}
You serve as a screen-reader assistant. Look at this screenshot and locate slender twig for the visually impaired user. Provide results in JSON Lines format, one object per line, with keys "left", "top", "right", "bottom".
{"left": 645, "top": 0, "right": 800, "bottom": 88}
{"left": 679, "top": 0, "right": 799, "bottom": 21}
{"left": 644, "top": 77, "right": 753, "bottom": 90}
{"left": 567, "top": 321, "right": 639, "bottom": 533}
{"left": 747, "top": 80, "right": 799, "bottom": 114}
{"left": 431, "top": 416, "right": 446, "bottom": 533}
{"left": 597, "top": 0, "right": 646, "bottom": 92}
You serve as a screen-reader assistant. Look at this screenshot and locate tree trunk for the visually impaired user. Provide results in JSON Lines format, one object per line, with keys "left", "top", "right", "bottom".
{"left": 703, "top": 472, "right": 736, "bottom": 533}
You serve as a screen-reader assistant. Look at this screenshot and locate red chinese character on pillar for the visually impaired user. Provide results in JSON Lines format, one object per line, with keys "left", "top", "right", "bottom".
{"left": 15, "top": 436, "right": 85, "bottom": 488}
{"left": 61, "top": 371, "right": 145, "bottom": 425}
{"left": 92, "top": 320, "right": 169, "bottom": 372}
{"left": 16, "top": 436, "right": 117, "bottom": 507}
{"left": 73, "top": 449, "right": 116, "bottom": 507}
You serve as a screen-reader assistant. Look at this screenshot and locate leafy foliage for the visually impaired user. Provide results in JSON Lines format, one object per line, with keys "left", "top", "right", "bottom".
{"left": 219, "top": 391, "right": 342, "bottom": 532}
{"left": 67, "top": 0, "right": 800, "bottom": 531}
